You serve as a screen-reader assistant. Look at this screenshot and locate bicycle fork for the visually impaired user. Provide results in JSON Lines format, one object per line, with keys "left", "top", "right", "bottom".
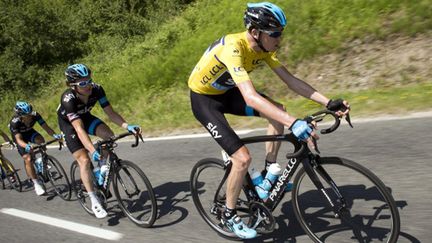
{"left": 302, "top": 157, "right": 347, "bottom": 218}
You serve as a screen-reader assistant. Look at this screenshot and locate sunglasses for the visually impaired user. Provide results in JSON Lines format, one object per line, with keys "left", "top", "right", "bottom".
{"left": 262, "top": 30, "right": 283, "bottom": 38}
{"left": 71, "top": 79, "right": 93, "bottom": 87}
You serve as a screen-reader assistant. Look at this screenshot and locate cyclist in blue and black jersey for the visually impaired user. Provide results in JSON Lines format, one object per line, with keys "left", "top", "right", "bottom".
{"left": 9, "top": 101, "right": 62, "bottom": 196}
{"left": 57, "top": 63, "right": 141, "bottom": 219}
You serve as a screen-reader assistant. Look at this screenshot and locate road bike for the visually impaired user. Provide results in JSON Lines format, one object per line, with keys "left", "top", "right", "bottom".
{"left": 190, "top": 110, "right": 400, "bottom": 242}
{"left": 70, "top": 132, "right": 157, "bottom": 227}
{"left": 31, "top": 138, "right": 71, "bottom": 200}
{"left": 0, "top": 142, "right": 22, "bottom": 192}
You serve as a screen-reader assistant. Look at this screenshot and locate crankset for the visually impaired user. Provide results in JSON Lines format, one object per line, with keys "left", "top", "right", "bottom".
{"left": 247, "top": 201, "right": 275, "bottom": 234}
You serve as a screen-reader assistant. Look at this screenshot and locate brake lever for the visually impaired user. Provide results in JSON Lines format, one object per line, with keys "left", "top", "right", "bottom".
{"left": 312, "top": 136, "right": 320, "bottom": 154}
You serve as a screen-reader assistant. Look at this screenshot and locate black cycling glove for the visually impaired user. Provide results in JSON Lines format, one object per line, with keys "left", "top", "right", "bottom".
{"left": 326, "top": 99, "right": 347, "bottom": 112}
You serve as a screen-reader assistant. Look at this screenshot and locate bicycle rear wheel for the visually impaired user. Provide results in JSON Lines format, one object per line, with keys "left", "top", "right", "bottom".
{"left": 112, "top": 160, "right": 157, "bottom": 227}
{"left": 190, "top": 158, "right": 252, "bottom": 240}
{"left": 70, "top": 160, "right": 105, "bottom": 216}
{"left": 2, "top": 158, "right": 22, "bottom": 192}
{"left": 46, "top": 155, "right": 71, "bottom": 200}
{"left": 292, "top": 157, "right": 400, "bottom": 243}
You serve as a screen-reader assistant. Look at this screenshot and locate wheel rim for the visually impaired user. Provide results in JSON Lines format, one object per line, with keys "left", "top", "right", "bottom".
{"left": 293, "top": 161, "right": 399, "bottom": 243}
{"left": 113, "top": 161, "right": 156, "bottom": 226}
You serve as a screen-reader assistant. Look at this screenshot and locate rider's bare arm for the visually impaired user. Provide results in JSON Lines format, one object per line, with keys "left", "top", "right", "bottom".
{"left": 102, "top": 105, "right": 127, "bottom": 128}
{"left": 272, "top": 66, "right": 330, "bottom": 106}
{"left": 237, "top": 80, "right": 296, "bottom": 127}
{"left": 40, "top": 123, "right": 56, "bottom": 137}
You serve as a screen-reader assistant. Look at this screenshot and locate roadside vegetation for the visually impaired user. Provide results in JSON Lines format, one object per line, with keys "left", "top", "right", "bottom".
{"left": 0, "top": 0, "right": 431, "bottom": 136}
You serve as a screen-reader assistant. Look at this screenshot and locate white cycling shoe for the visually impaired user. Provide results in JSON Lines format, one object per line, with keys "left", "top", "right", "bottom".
{"left": 34, "top": 183, "right": 45, "bottom": 196}
{"left": 92, "top": 203, "right": 108, "bottom": 219}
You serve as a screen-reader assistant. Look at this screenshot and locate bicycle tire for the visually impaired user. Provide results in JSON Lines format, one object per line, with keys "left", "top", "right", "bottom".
{"left": 3, "top": 157, "right": 22, "bottom": 192}
{"left": 46, "top": 155, "right": 71, "bottom": 201}
{"left": 292, "top": 157, "right": 400, "bottom": 243}
{"left": 190, "top": 158, "right": 252, "bottom": 240}
{"left": 0, "top": 164, "right": 5, "bottom": 190}
{"left": 112, "top": 160, "right": 157, "bottom": 227}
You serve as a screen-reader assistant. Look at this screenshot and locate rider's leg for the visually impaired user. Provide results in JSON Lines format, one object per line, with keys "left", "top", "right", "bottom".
{"left": 225, "top": 146, "right": 251, "bottom": 210}
{"left": 222, "top": 146, "right": 257, "bottom": 239}
{"left": 73, "top": 148, "right": 107, "bottom": 218}
{"left": 94, "top": 123, "right": 114, "bottom": 158}
{"left": 259, "top": 98, "right": 285, "bottom": 165}
{"left": 32, "top": 134, "right": 45, "bottom": 145}
{"left": 259, "top": 100, "right": 293, "bottom": 191}
{"left": 22, "top": 153, "right": 45, "bottom": 195}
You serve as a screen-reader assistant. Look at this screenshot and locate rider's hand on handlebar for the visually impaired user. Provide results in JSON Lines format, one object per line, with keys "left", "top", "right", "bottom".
{"left": 92, "top": 150, "right": 101, "bottom": 162}
{"left": 127, "top": 124, "right": 142, "bottom": 135}
{"left": 289, "top": 119, "right": 319, "bottom": 149}
{"left": 326, "top": 98, "right": 350, "bottom": 117}
{"left": 53, "top": 133, "right": 63, "bottom": 140}
{"left": 25, "top": 143, "right": 33, "bottom": 153}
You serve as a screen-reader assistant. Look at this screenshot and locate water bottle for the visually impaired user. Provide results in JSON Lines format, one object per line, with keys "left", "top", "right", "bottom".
{"left": 35, "top": 157, "right": 43, "bottom": 173}
{"left": 256, "top": 163, "right": 282, "bottom": 200}
{"left": 93, "top": 166, "right": 102, "bottom": 186}
{"left": 250, "top": 167, "right": 263, "bottom": 187}
{"left": 99, "top": 164, "right": 108, "bottom": 186}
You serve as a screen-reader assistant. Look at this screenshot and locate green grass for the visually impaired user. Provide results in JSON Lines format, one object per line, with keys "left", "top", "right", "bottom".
{"left": 224, "top": 82, "right": 432, "bottom": 130}
{"left": 1, "top": 0, "right": 432, "bottom": 137}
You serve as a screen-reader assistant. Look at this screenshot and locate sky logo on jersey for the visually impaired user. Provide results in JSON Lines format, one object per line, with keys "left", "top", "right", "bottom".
{"left": 63, "top": 93, "right": 75, "bottom": 103}
{"left": 206, "top": 122, "right": 222, "bottom": 139}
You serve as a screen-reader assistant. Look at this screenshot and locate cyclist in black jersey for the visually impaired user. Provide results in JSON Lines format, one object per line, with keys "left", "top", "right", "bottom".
{"left": 188, "top": 2, "right": 350, "bottom": 239}
{"left": 57, "top": 63, "right": 141, "bottom": 219}
{"left": 9, "top": 101, "right": 62, "bottom": 196}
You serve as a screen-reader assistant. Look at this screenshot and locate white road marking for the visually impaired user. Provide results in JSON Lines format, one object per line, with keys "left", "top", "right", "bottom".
{"left": 0, "top": 208, "right": 123, "bottom": 241}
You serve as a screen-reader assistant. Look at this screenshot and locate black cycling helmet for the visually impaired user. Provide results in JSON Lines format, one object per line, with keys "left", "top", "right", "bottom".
{"left": 14, "top": 101, "right": 33, "bottom": 116}
{"left": 65, "top": 64, "right": 91, "bottom": 83}
{"left": 244, "top": 2, "right": 287, "bottom": 32}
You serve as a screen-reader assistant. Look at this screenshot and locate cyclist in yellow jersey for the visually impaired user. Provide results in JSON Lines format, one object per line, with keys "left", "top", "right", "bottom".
{"left": 188, "top": 2, "right": 350, "bottom": 239}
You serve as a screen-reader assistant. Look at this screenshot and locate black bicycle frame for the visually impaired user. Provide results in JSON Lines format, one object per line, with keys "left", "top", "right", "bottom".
{"left": 239, "top": 134, "right": 306, "bottom": 211}
{"left": 219, "top": 110, "right": 349, "bottom": 214}
{"left": 96, "top": 132, "right": 142, "bottom": 197}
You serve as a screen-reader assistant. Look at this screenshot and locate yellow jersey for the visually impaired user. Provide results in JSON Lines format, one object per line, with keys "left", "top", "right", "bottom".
{"left": 188, "top": 31, "right": 282, "bottom": 95}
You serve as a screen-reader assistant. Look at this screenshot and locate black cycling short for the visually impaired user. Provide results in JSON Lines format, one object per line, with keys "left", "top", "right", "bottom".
{"left": 190, "top": 88, "right": 264, "bottom": 156}
{"left": 58, "top": 114, "right": 105, "bottom": 154}
{"left": 12, "top": 129, "right": 42, "bottom": 156}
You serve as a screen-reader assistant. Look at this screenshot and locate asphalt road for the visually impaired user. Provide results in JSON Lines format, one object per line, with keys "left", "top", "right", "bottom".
{"left": 0, "top": 116, "right": 431, "bottom": 243}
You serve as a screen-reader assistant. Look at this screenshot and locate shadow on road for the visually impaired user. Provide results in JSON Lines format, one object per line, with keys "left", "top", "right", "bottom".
{"left": 151, "top": 181, "right": 191, "bottom": 228}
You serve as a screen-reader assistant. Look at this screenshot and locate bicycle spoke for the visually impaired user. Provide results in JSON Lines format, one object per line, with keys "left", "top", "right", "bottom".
{"left": 293, "top": 157, "right": 400, "bottom": 243}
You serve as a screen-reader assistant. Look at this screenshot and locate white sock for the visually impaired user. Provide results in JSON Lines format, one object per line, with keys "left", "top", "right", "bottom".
{"left": 32, "top": 179, "right": 40, "bottom": 186}
{"left": 88, "top": 191, "right": 100, "bottom": 205}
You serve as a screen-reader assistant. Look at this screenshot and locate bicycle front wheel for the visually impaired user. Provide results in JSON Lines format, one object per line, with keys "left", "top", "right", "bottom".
{"left": 190, "top": 158, "right": 252, "bottom": 240}
{"left": 292, "top": 157, "right": 400, "bottom": 243}
{"left": 112, "top": 160, "right": 157, "bottom": 227}
{"left": 46, "top": 155, "right": 71, "bottom": 201}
